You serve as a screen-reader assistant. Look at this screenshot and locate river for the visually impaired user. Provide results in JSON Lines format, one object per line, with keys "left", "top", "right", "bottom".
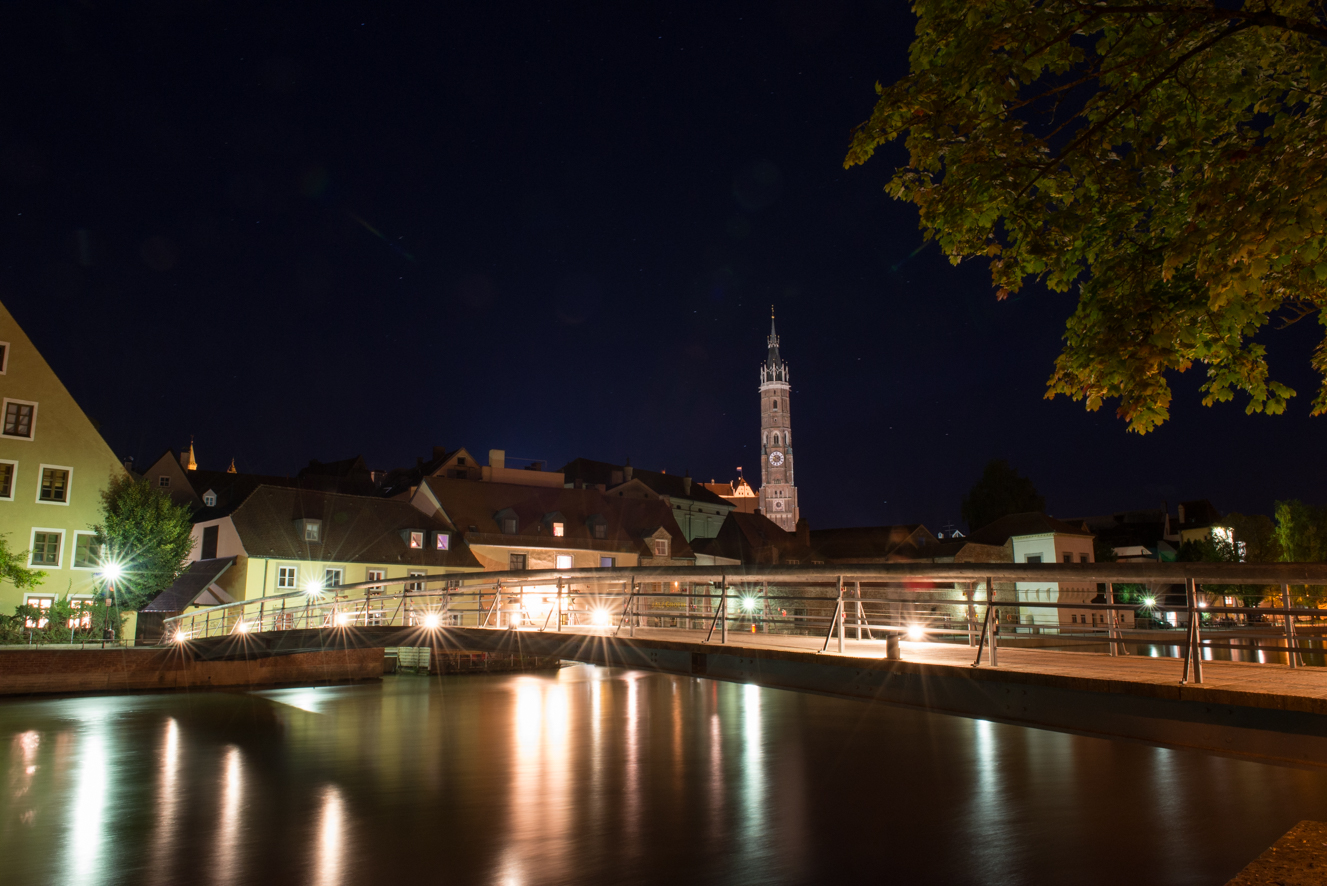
{"left": 3, "top": 665, "right": 1325, "bottom": 885}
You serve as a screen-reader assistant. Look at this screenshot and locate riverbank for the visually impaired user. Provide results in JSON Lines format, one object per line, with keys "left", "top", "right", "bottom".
{"left": 0, "top": 646, "right": 384, "bottom": 696}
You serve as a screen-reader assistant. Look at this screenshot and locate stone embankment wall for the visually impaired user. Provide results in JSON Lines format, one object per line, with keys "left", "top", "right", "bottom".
{"left": 0, "top": 646, "right": 383, "bottom": 696}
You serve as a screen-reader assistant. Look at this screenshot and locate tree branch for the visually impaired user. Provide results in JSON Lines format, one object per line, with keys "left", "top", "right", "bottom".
{"left": 1075, "top": 2, "right": 1327, "bottom": 43}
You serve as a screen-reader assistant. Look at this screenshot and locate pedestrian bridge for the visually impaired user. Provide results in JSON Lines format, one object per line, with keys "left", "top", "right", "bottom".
{"left": 163, "top": 563, "right": 1327, "bottom": 767}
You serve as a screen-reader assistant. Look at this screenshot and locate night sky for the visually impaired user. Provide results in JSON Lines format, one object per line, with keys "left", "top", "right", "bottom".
{"left": 2, "top": 1, "right": 1323, "bottom": 532}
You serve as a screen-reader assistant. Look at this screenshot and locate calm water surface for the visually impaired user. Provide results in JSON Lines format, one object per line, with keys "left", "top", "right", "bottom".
{"left": 3, "top": 665, "right": 1326, "bottom": 885}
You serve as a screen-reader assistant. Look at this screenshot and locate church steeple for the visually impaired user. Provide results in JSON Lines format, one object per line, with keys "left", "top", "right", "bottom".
{"left": 760, "top": 306, "right": 789, "bottom": 384}
{"left": 757, "top": 309, "right": 799, "bottom": 531}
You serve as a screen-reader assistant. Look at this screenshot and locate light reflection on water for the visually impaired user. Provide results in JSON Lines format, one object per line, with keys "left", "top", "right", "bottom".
{"left": 2, "top": 666, "right": 1327, "bottom": 885}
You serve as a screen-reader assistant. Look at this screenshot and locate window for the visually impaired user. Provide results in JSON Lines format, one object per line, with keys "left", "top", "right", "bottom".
{"left": 502, "top": 518, "right": 518, "bottom": 534}
{"left": 653, "top": 539, "right": 670, "bottom": 557}
{"left": 324, "top": 568, "right": 343, "bottom": 588}
{"left": 203, "top": 490, "right": 217, "bottom": 507}
{"left": 366, "top": 568, "right": 385, "bottom": 590}
{"left": 0, "top": 461, "right": 14, "bottom": 500}
{"left": 509, "top": 553, "right": 527, "bottom": 571}
{"left": 68, "top": 598, "right": 93, "bottom": 630}
{"left": 435, "top": 532, "right": 450, "bottom": 551}
{"left": 1063, "top": 552, "right": 1073, "bottom": 564}
{"left": 599, "top": 556, "right": 616, "bottom": 568}
{"left": 772, "top": 399, "right": 778, "bottom": 410}
{"left": 277, "top": 566, "right": 299, "bottom": 590}
{"left": 31, "top": 531, "right": 62, "bottom": 566}
{"left": 1080, "top": 553, "right": 1089, "bottom": 563}
{"left": 201, "top": 525, "right": 219, "bottom": 560}
{"left": 593, "top": 523, "right": 606, "bottom": 539}
{"left": 73, "top": 533, "right": 101, "bottom": 569}
{"left": 2, "top": 400, "right": 35, "bottom": 439}
{"left": 556, "top": 554, "right": 573, "bottom": 569}
{"left": 1025, "top": 554, "right": 1042, "bottom": 564}
{"left": 456, "top": 456, "right": 466, "bottom": 466}
{"left": 23, "top": 596, "right": 54, "bottom": 629}
{"left": 0, "top": 341, "right": 8, "bottom": 374}
{"left": 158, "top": 475, "right": 171, "bottom": 488}
{"left": 406, "top": 570, "right": 425, "bottom": 592}
{"left": 304, "top": 520, "right": 321, "bottom": 542}
{"left": 38, "top": 467, "right": 70, "bottom": 503}
{"left": 552, "top": 522, "right": 564, "bottom": 537}
{"left": 408, "top": 531, "right": 424, "bottom": 549}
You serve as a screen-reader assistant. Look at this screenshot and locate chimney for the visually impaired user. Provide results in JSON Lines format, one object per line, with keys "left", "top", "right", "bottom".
{"left": 433, "top": 446, "right": 448, "bottom": 460}
{"left": 489, "top": 449, "right": 506, "bottom": 470}
{"left": 179, "top": 450, "right": 189, "bottom": 469}
{"left": 682, "top": 474, "right": 692, "bottom": 495}
{"left": 1177, "top": 503, "right": 1186, "bottom": 525}
{"left": 624, "top": 458, "right": 633, "bottom": 481}
{"left": 795, "top": 518, "right": 810, "bottom": 547}
{"left": 122, "top": 455, "right": 134, "bottom": 471}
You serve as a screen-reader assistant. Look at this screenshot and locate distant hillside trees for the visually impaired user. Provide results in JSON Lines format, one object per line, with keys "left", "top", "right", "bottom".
{"left": 961, "top": 459, "right": 1045, "bottom": 532}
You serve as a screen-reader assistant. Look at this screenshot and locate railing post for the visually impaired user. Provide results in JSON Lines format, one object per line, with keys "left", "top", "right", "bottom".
{"left": 720, "top": 576, "right": 728, "bottom": 644}
{"left": 1106, "top": 581, "right": 1118, "bottom": 657}
{"left": 763, "top": 581, "right": 770, "bottom": 633}
{"left": 1192, "top": 580, "right": 1203, "bottom": 684}
{"left": 837, "top": 575, "right": 845, "bottom": 653}
{"left": 854, "top": 580, "right": 862, "bottom": 641}
{"left": 630, "top": 577, "right": 637, "bottom": 638}
{"left": 1282, "top": 582, "right": 1299, "bottom": 668}
{"left": 556, "top": 577, "right": 563, "bottom": 631}
{"left": 989, "top": 577, "right": 999, "bottom": 668}
{"left": 967, "top": 582, "right": 976, "bottom": 647}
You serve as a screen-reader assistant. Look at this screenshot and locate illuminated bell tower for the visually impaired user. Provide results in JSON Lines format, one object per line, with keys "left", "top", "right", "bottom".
{"left": 758, "top": 309, "right": 799, "bottom": 531}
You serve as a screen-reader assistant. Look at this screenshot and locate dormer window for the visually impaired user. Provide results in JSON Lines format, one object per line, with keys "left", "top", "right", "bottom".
{"left": 409, "top": 530, "right": 424, "bottom": 549}
{"left": 503, "top": 518, "right": 517, "bottom": 534}
{"left": 304, "top": 519, "right": 322, "bottom": 542}
{"left": 203, "top": 490, "right": 217, "bottom": 508}
{"left": 434, "top": 531, "right": 450, "bottom": 551}
{"left": 594, "top": 524, "right": 606, "bottom": 539}
{"left": 553, "top": 522, "right": 564, "bottom": 537}
{"left": 653, "top": 539, "right": 670, "bottom": 557}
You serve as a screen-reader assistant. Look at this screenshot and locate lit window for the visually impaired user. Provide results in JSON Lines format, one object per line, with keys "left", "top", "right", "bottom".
{"left": 409, "top": 531, "right": 424, "bottom": 549}
{"left": 0, "top": 462, "right": 14, "bottom": 499}
{"left": 599, "top": 556, "right": 615, "bottom": 568}
{"left": 159, "top": 475, "right": 171, "bottom": 488}
{"left": 556, "top": 554, "right": 573, "bottom": 569}
{"left": 23, "top": 596, "right": 54, "bottom": 629}
{"left": 435, "top": 532, "right": 450, "bottom": 551}
{"left": 39, "top": 467, "right": 70, "bottom": 503}
{"left": 304, "top": 520, "right": 321, "bottom": 542}
{"left": 324, "top": 568, "right": 343, "bottom": 588}
{"left": 553, "top": 522, "right": 564, "bottom": 537}
{"left": 31, "top": 531, "right": 61, "bottom": 566}
{"left": 277, "top": 566, "right": 298, "bottom": 589}
{"left": 73, "top": 533, "right": 101, "bottom": 568}
{"left": 2, "top": 400, "right": 35, "bottom": 439}
{"left": 68, "top": 599, "right": 92, "bottom": 630}
{"left": 203, "top": 490, "right": 217, "bottom": 507}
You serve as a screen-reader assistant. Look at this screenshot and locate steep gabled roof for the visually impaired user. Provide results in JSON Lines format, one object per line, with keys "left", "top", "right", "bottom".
{"left": 416, "top": 475, "right": 695, "bottom": 560}
{"left": 186, "top": 468, "right": 299, "bottom": 520}
{"left": 227, "top": 485, "right": 481, "bottom": 568}
{"left": 141, "top": 557, "right": 237, "bottom": 612}
{"left": 967, "top": 512, "right": 1093, "bottom": 545}
{"left": 560, "top": 458, "right": 733, "bottom": 509}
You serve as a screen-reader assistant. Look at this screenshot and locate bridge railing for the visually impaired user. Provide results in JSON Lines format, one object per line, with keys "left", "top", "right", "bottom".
{"left": 161, "top": 562, "right": 1327, "bottom": 684}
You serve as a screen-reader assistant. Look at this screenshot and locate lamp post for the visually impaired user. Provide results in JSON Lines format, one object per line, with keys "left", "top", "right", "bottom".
{"left": 98, "top": 560, "right": 123, "bottom": 645}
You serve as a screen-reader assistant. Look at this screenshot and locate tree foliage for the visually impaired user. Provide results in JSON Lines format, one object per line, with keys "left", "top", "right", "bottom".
{"left": 93, "top": 475, "right": 195, "bottom": 611}
{"left": 962, "top": 458, "right": 1046, "bottom": 530}
{"left": 846, "top": 1, "right": 1327, "bottom": 432}
{"left": 0, "top": 534, "right": 46, "bottom": 591}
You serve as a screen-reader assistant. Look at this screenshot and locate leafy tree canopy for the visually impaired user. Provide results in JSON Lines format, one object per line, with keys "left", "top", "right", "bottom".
{"left": 962, "top": 458, "right": 1046, "bottom": 530}
{"left": 846, "top": 1, "right": 1327, "bottom": 432}
{"left": 94, "top": 475, "right": 195, "bottom": 611}
{"left": 0, "top": 534, "right": 45, "bottom": 591}
{"left": 1274, "top": 498, "right": 1327, "bottom": 562}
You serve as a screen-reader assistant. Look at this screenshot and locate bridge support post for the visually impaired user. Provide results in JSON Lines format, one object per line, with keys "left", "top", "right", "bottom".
{"left": 989, "top": 577, "right": 999, "bottom": 668}
{"left": 1283, "top": 582, "right": 1299, "bottom": 668}
{"left": 837, "top": 575, "right": 845, "bottom": 654}
{"left": 1107, "top": 582, "right": 1119, "bottom": 657}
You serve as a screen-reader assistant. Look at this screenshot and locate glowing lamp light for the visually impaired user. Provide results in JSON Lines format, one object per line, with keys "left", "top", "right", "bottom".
{"left": 305, "top": 580, "right": 324, "bottom": 595}
{"left": 905, "top": 624, "right": 925, "bottom": 642}
{"left": 590, "top": 608, "right": 611, "bottom": 627}
{"left": 422, "top": 613, "right": 441, "bottom": 629}
{"left": 234, "top": 620, "right": 249, "bottom": 634}
{"left": 1142, "top": 596, "right": 1157, "bottom": 608}
{"left": 334, "top": 612, "right": 352, "bottom": 627}
{"left": 172, "top": 631, "right": 188, "bottom": 644}
{"left": 99, "top": 561, "right": 124, "bottom": 582}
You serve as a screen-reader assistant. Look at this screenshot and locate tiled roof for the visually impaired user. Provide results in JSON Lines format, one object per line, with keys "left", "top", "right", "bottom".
{"left": 186, "top": 469, "right": 300, "bottom": 520}
{"left": 809, "top": 525, "right": 935, "bottom": 561}
{"left": 700, "top": 512, "right": 813, "bottom": 564}
{"left": 418, "top": 476, "right": 695, "bottom": 560}
{"left": 967, "top": 512, "right": 1093, "bottom": 545}
{"left": 560, "top": 458, "right": 733, "bottom": 508}
{"left": 228, "top": 485, "right": 481, "bottom": 568}
{"left": 141, "top": 557, "right": 237, "bottom": 612}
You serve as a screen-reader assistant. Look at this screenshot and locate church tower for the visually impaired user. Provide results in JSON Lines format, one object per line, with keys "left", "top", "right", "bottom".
{"left": 758, "top": 309, "right": 799, "bottom": 531}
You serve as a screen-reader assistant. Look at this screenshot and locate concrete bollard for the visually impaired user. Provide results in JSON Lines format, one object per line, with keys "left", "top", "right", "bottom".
{"left": 886, "top": 633, "right": 902, "bottom": 661}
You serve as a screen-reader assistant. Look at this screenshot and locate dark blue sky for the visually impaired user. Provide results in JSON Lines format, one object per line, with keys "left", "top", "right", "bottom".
{"left": 1, "top": 1, "right": 1322, "bottom": 531}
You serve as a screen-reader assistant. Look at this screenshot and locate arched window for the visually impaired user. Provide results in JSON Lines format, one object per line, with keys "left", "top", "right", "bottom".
{"left": 774, "top": 434, "right": 780, "bottom": 446}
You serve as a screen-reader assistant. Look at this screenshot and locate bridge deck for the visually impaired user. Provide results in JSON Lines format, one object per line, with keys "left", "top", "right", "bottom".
{"left": 525, "top": 625, "right": 1327, "bottom": 711}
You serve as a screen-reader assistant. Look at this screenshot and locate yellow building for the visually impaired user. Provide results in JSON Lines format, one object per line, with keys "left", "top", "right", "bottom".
{"left": 137, "top": 485, "right": 483, "bottom": 639}
{"left": 0, "top": 300, "right": 126, "bottom": 618}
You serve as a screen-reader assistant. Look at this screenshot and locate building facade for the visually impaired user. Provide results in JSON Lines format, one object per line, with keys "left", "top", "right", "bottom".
{"left": 560, "top": 458, "right": 735, "bottom": 541}
{"left": 758, "top": 312, "right": 799, "bottom": 531}
{"left": 0, "top": 300, "right": 127, "bottom": 618}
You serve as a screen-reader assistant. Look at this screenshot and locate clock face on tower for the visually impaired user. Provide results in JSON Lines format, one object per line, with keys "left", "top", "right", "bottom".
{"left": 769, "top": 451, "right": 784, "bottom": 466}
